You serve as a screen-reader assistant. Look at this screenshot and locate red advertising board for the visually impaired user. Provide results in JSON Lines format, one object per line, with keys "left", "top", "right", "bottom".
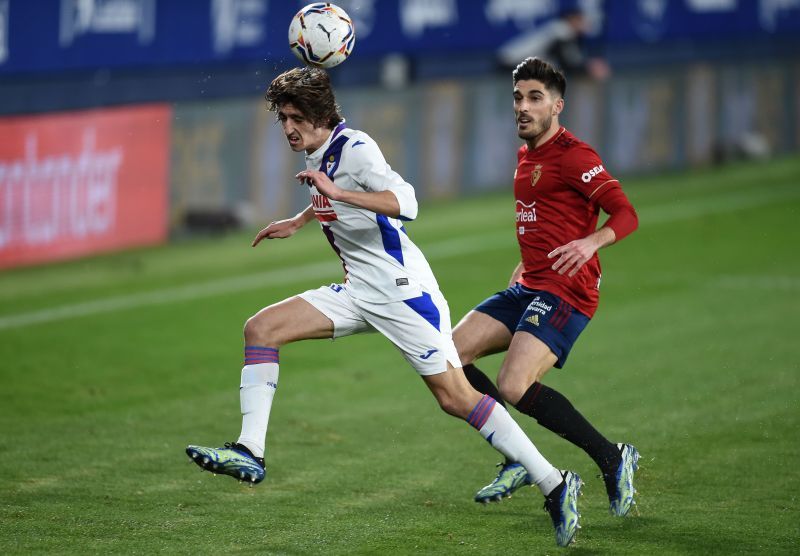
{"left": 0, "top": 104, "right": 171, "bottom": 269}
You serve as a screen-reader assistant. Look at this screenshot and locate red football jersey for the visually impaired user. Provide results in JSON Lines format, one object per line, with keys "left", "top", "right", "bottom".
{"left": 514, "top": 127, "right": 623, "bottom": 318}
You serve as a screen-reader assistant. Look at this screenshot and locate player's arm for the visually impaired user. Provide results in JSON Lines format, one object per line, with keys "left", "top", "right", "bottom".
{"left": 548, "top": 187, "right": 638, "bottom": 276}
{"left": 296, "top": 170, "right": 404, "bottom": 218}
{"left": 549, "top": 147, "right": 638, "bottom": 276}
{"left": 548, "top": 226, "right": 615, "bottom": 277}
{"left": 508, "top": 261, "right": 524, "bottom": 287}
{"left": 252, "top": 204, "right": 315, "bottom": 247}
{"left": 298, "top": 138, "right": 418, "bottom": 220}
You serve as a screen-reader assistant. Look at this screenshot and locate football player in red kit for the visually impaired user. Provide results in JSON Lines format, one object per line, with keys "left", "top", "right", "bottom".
{"left": 454, "top": 57, "right": 641, "bottom": 518}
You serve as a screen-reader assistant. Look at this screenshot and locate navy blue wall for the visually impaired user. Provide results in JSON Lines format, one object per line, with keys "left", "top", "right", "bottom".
{"left": 1, "top": 0, "right": 799, "bottom": 114}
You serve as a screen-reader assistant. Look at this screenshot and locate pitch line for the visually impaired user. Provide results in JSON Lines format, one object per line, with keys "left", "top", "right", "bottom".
{"left": 1, "top": 184, "right": 798, "bottom": 331}
{"left": 0, "top": 261, "right": 338, "bottom": 330}
{"left": 641, "top": 183, "right": 800, "bottom": 225}
{"left": 0, "top": 233, "right": 509, "bottom": 331}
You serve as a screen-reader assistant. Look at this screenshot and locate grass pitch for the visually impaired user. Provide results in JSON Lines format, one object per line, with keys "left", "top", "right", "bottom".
{"left": 1, "top": 157, "right": 799, "bottom": 554}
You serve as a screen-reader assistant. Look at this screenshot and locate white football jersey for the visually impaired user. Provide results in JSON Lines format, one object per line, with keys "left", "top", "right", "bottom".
{"left": 304, "top": 123, "right": 440, "bottom": 304}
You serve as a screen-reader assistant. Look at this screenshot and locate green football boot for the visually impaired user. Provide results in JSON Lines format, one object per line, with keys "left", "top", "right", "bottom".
{"left": 474, "top": 462, "right": 533, "bottom": 503}
{"left": 186, "top": 442, "right": 265, "bottom": 484}
{"left": 543, "top": 470, "right": 583, "bottom": 548}
{"left": 607, "top": 443, "right": 640, "bottom": 517}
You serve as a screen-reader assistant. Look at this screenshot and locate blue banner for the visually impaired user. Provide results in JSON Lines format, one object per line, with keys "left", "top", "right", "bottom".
{"left": 1, "top": 0, "right": 799, "bottom": 76}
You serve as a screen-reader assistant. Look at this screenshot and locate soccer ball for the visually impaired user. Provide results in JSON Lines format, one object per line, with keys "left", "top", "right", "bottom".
{"left": 288, "top": 3, "right": 355, "bottom": 69}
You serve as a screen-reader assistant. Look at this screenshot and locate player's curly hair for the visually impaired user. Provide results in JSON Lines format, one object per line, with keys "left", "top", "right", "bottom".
{"left": 265, "top": 67, "right": 343, "bottom": 129}
{"left": 512, "top": 57, "right": 567, "bottom": 99}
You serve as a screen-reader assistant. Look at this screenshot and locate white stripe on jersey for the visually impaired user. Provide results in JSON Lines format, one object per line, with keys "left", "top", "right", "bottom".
{"left": 304, "top": 123, "right": 440, "bottom": 304}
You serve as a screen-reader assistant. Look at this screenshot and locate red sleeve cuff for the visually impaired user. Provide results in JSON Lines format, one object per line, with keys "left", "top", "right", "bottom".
{"left": 595, "top": 186, "right": 638, "bottom": 242}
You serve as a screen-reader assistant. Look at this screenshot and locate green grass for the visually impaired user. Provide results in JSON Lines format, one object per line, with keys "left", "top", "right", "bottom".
{"left": 1, "top": 157, "right": 799, "bottom": 554}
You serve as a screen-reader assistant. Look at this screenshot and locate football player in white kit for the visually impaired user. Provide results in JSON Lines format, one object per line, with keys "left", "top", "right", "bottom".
{"left": 186, "top": 67, "right": 582, "bottom": 547}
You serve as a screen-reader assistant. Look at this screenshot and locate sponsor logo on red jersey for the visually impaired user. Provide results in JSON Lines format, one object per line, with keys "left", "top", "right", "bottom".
{"left": 516, "top": 199, "right": 536, "bottom": 235}
{"left": 581, "top": 164, "right": 605, "bottom": 183}
{"left": 311, "top": 192, "right": 338, "bottom": 222}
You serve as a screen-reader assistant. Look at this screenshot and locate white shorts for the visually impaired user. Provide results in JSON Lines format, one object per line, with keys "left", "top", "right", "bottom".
{"left": 298, "top": 284, "right": 462, "bottom": 376}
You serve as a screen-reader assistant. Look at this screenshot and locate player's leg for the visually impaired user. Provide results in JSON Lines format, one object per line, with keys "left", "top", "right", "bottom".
{"left": 362, "top": 292, "right": 582, "bottom": 546}
{"left": 357, "top": 291, "right": 540, "bottom": 476}
{"left": 500, "top": 292, "right": 638, "bottom": 516}
{"left": 453, "top": 309, "right": 512, "bottom": 409}
{"left": 422, "top": 364, "right": 564, "bottom": 494}
{"left": 423, "top": 365, "right": 582, "bottom": 547}
{"left": 452, "top": 288, "right": 535, "bottom": 501}
{"left": 188, "top": 285, "right": 367, "bottom": 484}
{"left": 235, "top": 294, "right": 336, "bottom": 459}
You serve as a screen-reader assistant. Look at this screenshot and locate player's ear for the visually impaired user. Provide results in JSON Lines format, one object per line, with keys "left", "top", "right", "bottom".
{"left": 553, "top": 97, "right": 565, "bottom": 116}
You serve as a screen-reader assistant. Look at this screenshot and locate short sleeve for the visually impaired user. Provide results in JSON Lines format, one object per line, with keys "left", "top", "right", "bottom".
{"left": 561, "top": 144, "right": 619, "bottom": 200}
{"left": 347, "top": 135, "right": 419, "bottom": 221}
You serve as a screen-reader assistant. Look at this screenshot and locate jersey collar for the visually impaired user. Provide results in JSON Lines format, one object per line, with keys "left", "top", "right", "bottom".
{"left": 305, "top": 120, "right": 347, "bottom": 162}
{"left": 528, "top": 126, "right": 566, "bottom": 154}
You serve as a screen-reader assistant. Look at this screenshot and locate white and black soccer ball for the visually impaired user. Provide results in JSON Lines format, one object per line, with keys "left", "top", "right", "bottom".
{"left": 288, "top": 3, "right": 355, "bottom": 69}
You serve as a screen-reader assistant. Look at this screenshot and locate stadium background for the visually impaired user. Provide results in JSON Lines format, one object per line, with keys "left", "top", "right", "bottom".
{"left": 1, "top": 0, "right": 799, "bottom": 268}
{"left": 1, "top": 2, "right": 799, "bottom": 554}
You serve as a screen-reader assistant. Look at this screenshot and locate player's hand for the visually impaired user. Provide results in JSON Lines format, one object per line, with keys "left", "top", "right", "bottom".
{"left": 252, "top": 218, "right": 300, "bottom": 246}
{"left": 297, "top": 170, "right": 342, "bottom": 201}
{"left": 548, "top": 238, "right": 598, "bottom": 277}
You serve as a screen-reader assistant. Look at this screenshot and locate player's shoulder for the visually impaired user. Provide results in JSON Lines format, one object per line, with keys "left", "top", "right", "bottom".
{"left": 340, "top": 128, "right": 377, "bottom": 150}
{"left": 340, "top": 128, "right": 382, "bottom": 159}
{"left": 553, "top": 128, "right": 588, "bottom": 151}
{"left": 517, "top": 144, "right": 528, "bottom": 162}
{"left": 556, "top": 128, "right": 602, "bottom": 164}
{"left": 339, "top": 128, "right": 385, "bottom": 173}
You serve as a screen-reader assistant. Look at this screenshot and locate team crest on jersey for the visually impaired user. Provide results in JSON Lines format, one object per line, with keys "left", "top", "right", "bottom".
{"left": 326, "top": 154, "right": 336, "bottom": 175}
{"left": 531, "top": 164, "right": 543, "bottom": 187}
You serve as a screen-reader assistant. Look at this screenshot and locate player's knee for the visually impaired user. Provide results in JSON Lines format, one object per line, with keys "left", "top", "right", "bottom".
{"left": 497, "top": 358, "right": 550, "bottom": 404}
{"left": 243, "top": 314, "right": 265, "bottom": 344}
{"left": 497, "top": 379, "right": 526, "bottom": 406}
{"left": 438, "top": 397, "right": 468, "bottom": 419}
{"left": 436, "top": 397, "right": 458, "bottom": 417}
{"left": 432, "top": 390, "right": 470, "bottom": 419}
{"left": 452, "top": 332, "right": 476, "bottom": 365}
{"left": 244, "top": 311, "right": 282, "bottom": 346}
{"left": 455, "top": 346, "right": 476, "bottom": 366}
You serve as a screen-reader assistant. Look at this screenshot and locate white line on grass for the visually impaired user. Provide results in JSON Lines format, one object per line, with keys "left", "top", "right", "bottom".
{"left": 0, "top": 232, "right": 510, "bottom": 331}
{"left": 714, "top": 274, "right": 800, "bottom": 291}
{"left": 642, "top": 182, "right": 800, "bottom": 225}
{"left": 1, "top": 184, "right": 798, "bottom": 331}
{"left": 0, "top": 261, "right": 338, "bottom": 330}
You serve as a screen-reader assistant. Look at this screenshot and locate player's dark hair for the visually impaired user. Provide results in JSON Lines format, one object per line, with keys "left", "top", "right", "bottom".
{"left": 512, "top": 57, "right": 567, "bottom": 99}
{"left": 265, "top": 66, "right": 342, "bottom": 129}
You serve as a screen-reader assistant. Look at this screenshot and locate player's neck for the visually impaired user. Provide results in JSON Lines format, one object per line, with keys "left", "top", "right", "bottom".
{"left": 527, "top": 122, "right": 562, "bottom": 150}
{"left": 305, "top": 126, "right": 336, "bottom": 155}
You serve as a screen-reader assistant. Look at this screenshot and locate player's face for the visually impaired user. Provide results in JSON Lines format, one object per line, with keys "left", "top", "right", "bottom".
{"left": 277, "top": 103, "right": 330, "bottom": 153}
{"left": 513, "top": 80, "right": 563, "bottom": 144}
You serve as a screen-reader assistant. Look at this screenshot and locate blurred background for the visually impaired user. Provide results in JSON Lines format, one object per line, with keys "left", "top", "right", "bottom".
{"left": 1, "top": 6, "right": 799, "bottom": 551}
{"left": 1, "top": 0, "right": 799, "bottom": 269}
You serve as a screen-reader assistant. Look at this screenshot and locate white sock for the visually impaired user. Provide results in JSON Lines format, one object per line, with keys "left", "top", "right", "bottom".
{"left": 236, "top": 347, "right": 279, "bottom": 459}
{"left": 468, "top": 395, "right": 562, "bottom": 496}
